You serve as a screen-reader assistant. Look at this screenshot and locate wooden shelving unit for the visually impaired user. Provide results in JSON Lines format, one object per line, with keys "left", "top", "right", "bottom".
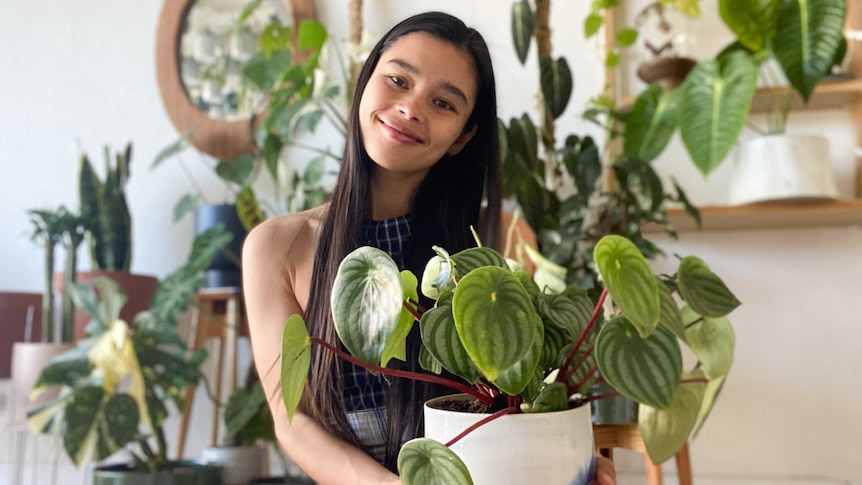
{"left": 607, "top": 2, "right": 862, "bottom": 232}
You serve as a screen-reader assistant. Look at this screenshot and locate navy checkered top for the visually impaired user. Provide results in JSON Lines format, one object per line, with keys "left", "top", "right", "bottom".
{"left": 341, "top": 213, "right": 413, "bottom": 462}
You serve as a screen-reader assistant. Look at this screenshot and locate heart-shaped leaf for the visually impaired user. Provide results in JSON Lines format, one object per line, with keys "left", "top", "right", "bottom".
{"left": 657, "top": 279, "right": 686, "bottom": 343}
{"left": 624, "top": 84, "right": 678, "bottom": 164}
{"left": 420, "top": 299, "right": 481, "bottom": 384}
{"left": 331, "top": 247, "right": 403, "bottom": 365}
{"left": 380, "top": 271, "right": 419, "bottom": 368}
{"left": 594, "top": 235, "right": 659, "bottom": 337}
{"left": 596, "top": 317, "right": 682, "bottom": 409}
{"left": 693, "top": 373, "right": 727, "bottom": 437}
{"left": 531, "top": 381, "right": 568, "bottom": 413}
{"left": 62, "top": 386, "right": 105, "bottom": 465}
{"left": 399, "top": 438, "right": 473, "bottom": 485}
{"left": 639, "top": 370, "right": 707, "bottom": 464}
{"left": 281, "top": 314, "right": 311, "bottom": 422}
{"left": 451, "top": 247, "right": 509, "bottom": 276}
{"left": 492, "top": 312, "right": 543, "bottom": 396}
{"left": 452, "top": 266, "right": 538, "bottom": 382}
{"left": 511, "top": 0, "right": 534, "bottom": 65}
{"left": 103, "top": 394, "right": 139, "bottom": 454}
{"left": 719, "top": 0, "right": 778, "bottom": 52}
{"left": 540, "top": 57, "right": 573, "bottom": 119}
{"left": 681, "top": 306, "right": 735, "bottom": 379}
{"left": 677, "top": 256, "right": 741, "bottom": 318}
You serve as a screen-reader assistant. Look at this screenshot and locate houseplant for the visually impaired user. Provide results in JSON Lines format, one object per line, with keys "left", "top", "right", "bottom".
{"left": 26, "top": 225, "right": 233, "bottom": 484}
{"left": 280, "top": 234, "right": 740, "bottom": 484}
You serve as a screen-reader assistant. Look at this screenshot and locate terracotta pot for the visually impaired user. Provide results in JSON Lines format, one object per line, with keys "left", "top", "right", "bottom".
{"left": 424, "top": 394, "right": 595, "bottom": 485}
{"left": 0, "top": 291, "right": 43, "bottom": 378}
{"left": 54, "top": 270, "right": 159, "bottom": 340}
{"left": 11, "top": 341, "right": 74, "bottom": 424}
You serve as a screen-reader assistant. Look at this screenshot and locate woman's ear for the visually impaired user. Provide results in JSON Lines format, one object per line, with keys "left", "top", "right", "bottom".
{"left": 447, "top": 124, "right": 478, "bottom": 156}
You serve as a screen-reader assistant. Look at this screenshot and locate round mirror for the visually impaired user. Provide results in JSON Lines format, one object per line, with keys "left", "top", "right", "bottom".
{"left": 156, "top": 0, "right": 316, "bottom": 160}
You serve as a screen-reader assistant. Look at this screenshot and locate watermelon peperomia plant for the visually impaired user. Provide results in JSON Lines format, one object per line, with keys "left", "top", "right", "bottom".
{"left": 281, "top": 234, "right": 740, "bottom": 484}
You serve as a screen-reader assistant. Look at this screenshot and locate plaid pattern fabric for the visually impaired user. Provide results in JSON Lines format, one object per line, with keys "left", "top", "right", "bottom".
{"left": 341, "top": 214, "right": 413, "bottom": 463}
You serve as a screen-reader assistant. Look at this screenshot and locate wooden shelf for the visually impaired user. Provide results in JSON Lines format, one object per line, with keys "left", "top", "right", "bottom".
{"left": 750, "top": 77, "right": 862, "bottom": 113}
{"left": 648, "top": 199, "right": 862, "bottom": 232}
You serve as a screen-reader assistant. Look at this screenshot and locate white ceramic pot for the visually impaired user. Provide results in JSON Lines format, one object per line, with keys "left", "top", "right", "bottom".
{"left": 201, "top": 444, "right": 265, "bottom": 485}
{"left": 424, "top": 394, "right": 595, "bottom": 485}
{"left": 729, "top": 134, "right": 838, "bottom": 205}
{"left": 11, "top": 341, "right": 74, "bottom": 424}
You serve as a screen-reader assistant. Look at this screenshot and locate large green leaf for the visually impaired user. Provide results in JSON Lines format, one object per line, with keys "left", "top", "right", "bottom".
{"left": 677, "top": 51, "right": 758, "bottom": 176}
{"left": 492, "top": 312, "right": 543, "bottom": 396}
{"left": 511, "top": 0, "right": 534, "bottom": 65}
{"left": 380, "top": 271, "right": 419, "bottom": 368}
{"left": 102, "top": 394, "right": 139, "bottom": 455}
{"left": 420, "top": 300, "right": 481, "bottom": 383}
{"left": 681, "top": 306, "right": 735, "bottom": 379}
{"left": 719, "top": 0, "right": 778, "bottom": 52}
{"left": 593, "top": 235, "right": 659, "bottom": 337}
{"left": 535, "top": 291, "right": 592, "bottom": 341}
{"left": 62, "top": 386, "right": 105, "bottom": 465}
{"left": 452, "top": 266, "right": 538, "bottom": 382}
{"left": 639, "top": 370, "right": 707, "bottom": 464}
{"left": 531, "top": 381, "right": 569, "bottom": 413}
{"left": 507, "top": 114, "right": 539, "bottom": 173}
{"left": 399, "top": 438, "right": 473, "bottom": 485}
{"left": 281, "top": 314, "right": 311, "bottom": 422}
{"left": 540, "top": 57, "right": 573, "bottom": 119}
{"left": 657, "top": 279, "right": 686, "bottom": 343}
{"left": 216, "top": 155, "right": 255, "bottom": 186}
{"left": 693, "top": 373, "right": 727, "bottom": 437}
{"left": 596, "top": 317, "right": 682, "bottom": 409}
{"left": 451, "top": 247, "right": 509, "bottom": 276}
{"left": 676, "top": 256, "right": 741, "bottom": 317}
{"left": 624, "top": 84, "right": 678, "bottom": 164}
{"left": 331, "top": 247, "right": 403, "bottom": 365}
{"left": 773, "top": 0, "right": 846, "bottom": 101}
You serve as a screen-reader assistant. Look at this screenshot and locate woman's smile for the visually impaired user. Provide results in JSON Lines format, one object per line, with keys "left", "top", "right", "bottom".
{"left": 377, "top": 117, "right": 424, "bottom": 144}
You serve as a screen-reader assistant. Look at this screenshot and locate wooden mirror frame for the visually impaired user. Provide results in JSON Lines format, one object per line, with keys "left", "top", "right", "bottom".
{"left": 155, "top": 0, "right": 317, "bottom": 160}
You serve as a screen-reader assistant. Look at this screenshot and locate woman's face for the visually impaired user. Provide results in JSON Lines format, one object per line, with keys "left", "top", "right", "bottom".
{"left": 358, "top": 32, "right": 478, "bottom": 178}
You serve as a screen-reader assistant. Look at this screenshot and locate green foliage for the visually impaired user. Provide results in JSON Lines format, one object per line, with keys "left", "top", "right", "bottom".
{"left": 80, "top": 143, "right": 133, "bottom": 271}
{"left": 225, "top": 382, "right": 275, "bottom": 446}
{"left": 27, "top": 226, "right": 232, "bottom": 470}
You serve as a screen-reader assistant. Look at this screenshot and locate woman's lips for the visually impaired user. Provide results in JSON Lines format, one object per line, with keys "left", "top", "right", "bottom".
{"left": 378, "top": 118, "right": 422, "bottom": 144}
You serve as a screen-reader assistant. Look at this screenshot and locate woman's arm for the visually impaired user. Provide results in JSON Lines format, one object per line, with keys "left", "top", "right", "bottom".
{"left": 242, "top": 215, "right": 401, "bottom": 485}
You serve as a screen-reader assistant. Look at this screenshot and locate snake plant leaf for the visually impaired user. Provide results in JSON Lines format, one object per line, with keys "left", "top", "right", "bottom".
{"left": 639, "top": 369, "right": 707, "bottom": 464}
{"left": 693, "top": 373, "right": 727, "bottom": 437}
{"left": 594, "top": 235, "right": 659, "bottom": 337}
{"left": 380, "top": 271, "right": 419, "bottom": 368}
{"left": 452, "top": 266, "right": 538, "bottom": 382}
{"left": 681, "top": 306, "right": 735, "bottom": 379}
{"left": 719, "top": 0, "right": 778, "bottom": 52}
{"left": 331, "top": 247, "right": 403, "bottom": 365}
{"left": 511, "top": 0, "right": 534, "bottom": 65}
{"left": 451, "top": 247, "right": 509, "bottom": 277}
{"left": 677, "top": 255, "right": 741, "bottom": 317}
{"left": 623, "top": 84, "right": 678, "bottom": 164}
{"left": 657, "top": 278, "right": 686, "bottom": 343}
{"left": 237, "top": 186, "right": 266, "bottom": 232}
{"left": 531, "top": 381, "right": 569, "bottom": 413}
{"left": 420, "top": 298, "right": 481, "bottom": 383}
{"left": 677, "top": 50, "right": 757, "bottom": 176}
{"left": 596, "top": 317, "right": 682, "bottom": 409}
{"left": 492, "top": 312, "right": 543, "bottom": 396}
{"left": 281, "top": 314, "right": 311, "bottom": 422}
{"left": 773, "top": 0, "right": 846, "bottom": 101}
{"left": 399, "top": 438, "right": 473, "bottom": 485}
{"left": 419, "top": 343, "right": 443, "bottom": 375}
{"left": 540, "top": 57, "right": 573, "bottom": 120}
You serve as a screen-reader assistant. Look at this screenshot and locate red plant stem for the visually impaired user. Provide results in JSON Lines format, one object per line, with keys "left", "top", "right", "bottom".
{"left": 570, "top": 364, "right": 599, "bottom": 394}
{"left": 559, "top": 344, "right": 595, "bottom": 385}
{"left": 585, "top": 390, "right": 619, "bottom": 403}
{"left": 402, "top": 300, "right": 422, "bottom": 322}
{"left": 681, "top": 377, "right": 709, "bottom": 384}
{"left": 310, "top": 337, "right": 494, "bottom": 405}
{"left": 558, "top": 288, "right": 607, "bottom": 383}
{"left": 406, "top": 298, "right": 427, "bottom": 314}
{"left": 445, "top": 406, "right": 519, "bottom": 447}
{"left": 685, "top": 316, "right": 705, "bottom": 329}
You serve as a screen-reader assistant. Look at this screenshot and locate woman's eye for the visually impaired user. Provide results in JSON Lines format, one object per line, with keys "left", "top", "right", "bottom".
{"left": 434, "top": 99, "right": 454, "bottom": 111}
{"left": 389, "top": 76, "right": 407, "bottom": 88}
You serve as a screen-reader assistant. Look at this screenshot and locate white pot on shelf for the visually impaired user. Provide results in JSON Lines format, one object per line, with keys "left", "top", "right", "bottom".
{"left": 729, "top": 134, "right": 838, "bottom": 205}
{"left": 201, "top": 444, "right": 266, "bottom": 485}
{"left": 423, "top": 394, "right": 595, "bottom": 485}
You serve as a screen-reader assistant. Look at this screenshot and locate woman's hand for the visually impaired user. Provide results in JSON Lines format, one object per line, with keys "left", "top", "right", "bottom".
{"left": 593, "top": 454, "right": 617, "bottom": 485}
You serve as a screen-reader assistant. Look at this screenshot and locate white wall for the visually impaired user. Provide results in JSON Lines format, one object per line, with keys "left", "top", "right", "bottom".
{"left": 1, "top": 0, "right": 861, "bottom": 483}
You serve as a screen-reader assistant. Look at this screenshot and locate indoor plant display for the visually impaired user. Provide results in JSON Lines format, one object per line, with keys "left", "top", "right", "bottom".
{"left": 26, "top": 226, "right": 232, "bottom": 484}
{"left": 281, "top": 234, "right": 740, "bottom": 484}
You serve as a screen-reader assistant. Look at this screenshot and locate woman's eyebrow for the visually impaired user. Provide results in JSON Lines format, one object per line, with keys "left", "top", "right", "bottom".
{"left": 385, "top": 58, "right": 469, "bottom": 106}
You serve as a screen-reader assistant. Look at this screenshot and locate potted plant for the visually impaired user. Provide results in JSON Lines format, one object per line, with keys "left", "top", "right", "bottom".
{"left": 67, "top": 142, "right": 159, "bottom": 339}
{"left": 26, "top": 225, "right": 233, "bottom": 484}
{"left": 280, "top": 233, "right": 740, "bottom": 484}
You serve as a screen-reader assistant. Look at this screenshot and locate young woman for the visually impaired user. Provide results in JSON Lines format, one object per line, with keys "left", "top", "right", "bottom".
{"left": 242, "top": 11, "right": 616, "bottom": 485}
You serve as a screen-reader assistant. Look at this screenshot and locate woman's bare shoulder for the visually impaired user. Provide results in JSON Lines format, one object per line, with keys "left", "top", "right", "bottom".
{"left": 243, "top": 205, "right": 326, "bottom": 272}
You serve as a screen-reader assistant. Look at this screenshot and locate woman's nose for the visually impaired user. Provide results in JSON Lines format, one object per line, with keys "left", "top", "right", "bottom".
{"left": 396, "top": 95, "right": 423, "bottom": 121}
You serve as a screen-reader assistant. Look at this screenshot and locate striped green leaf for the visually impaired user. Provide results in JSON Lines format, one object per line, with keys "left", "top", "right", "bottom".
{"left": 596, "top": 317, "right": 682, "bottom": 409}
{"left": 719, "top": 0, "right": 778, "bottom": 52}
{"left": 399, "top": 438, "right": 473, "bottom": 485}
{"left": 536, "top": 290, "right": 592, "bottom": 340}
{"left": 773, "top": 0, "right": 846, "bottom": 101}
{"left": 594, "top": 235, "right": 659, "bottom": 337}
{"left": 677, "top": 256, "right": 741, "bottom": 318}
{"left": 540, "top": 56, "right": 573, "bottom": 119}
{"left": 331, "top": 247, "right": 403, "bottom": 365}
{"left": 419, "top": 344, "right": 443, "bottom": 375}
{"left": 451, "top": 247, "right": 509, "bottom": 276}
{"left": 541, "top": 320, "right": 568, "bottom": 370}
{"left": 511, "top": 0, "right": 534, "bottom": 65}
{"left": 237, "top": 186, "right": 266, "bottom": 231}
{"left": 624, "top": 84, "right": 678, "bottom": 164}
{"left": 682, "top": 306, "right": 735, "bottom": 379}
{"left": 492, "top": 312, "right": 543, "bottom": 396}
{"left": 639, "top": 369, "right": 707, "bottom": 464}
{"left": 677, "top": 51, "right": 757, "bottom": 176}
{"left": 508, "top": 114, "right": 539, "bottom": 172}
{"left": 380, "top": 271, "right": 419, "bottom": 368}
{"left": 531, "top": 381, "right": 568, "bottom": 413}
{"left": 281, "top": 314, "right": 311, "bottom": 422}
{"left": 452, "top": 266, "right": 538, "bottom": 382}
{"left": 657, "top": 279, "right": 686, "bottom": 343}
{"left": 420, "top": 300, "right": 481, "bottom": 383}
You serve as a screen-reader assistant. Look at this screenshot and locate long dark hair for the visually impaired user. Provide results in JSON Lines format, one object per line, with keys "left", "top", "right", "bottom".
{"left": 301, "top": 11, "right": 500, "bottom": 471}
